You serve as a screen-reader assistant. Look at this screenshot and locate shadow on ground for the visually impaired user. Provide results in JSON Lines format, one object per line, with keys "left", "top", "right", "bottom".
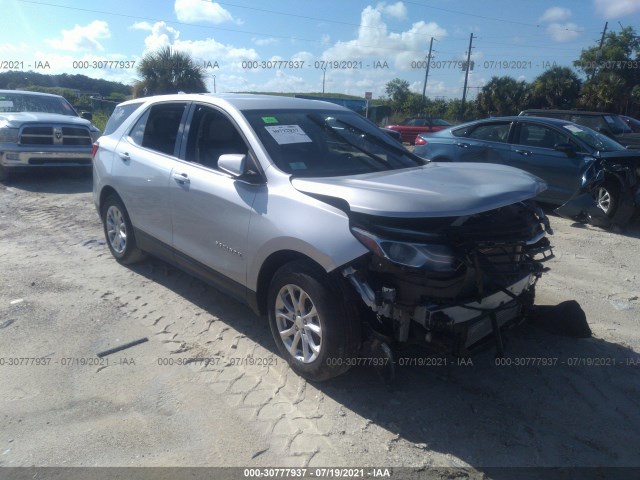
{"left": 1, "top": 168, "right": 92, "bottom": 194}
{"left": 125, "top": 256, "right": 640, "bottom": 472}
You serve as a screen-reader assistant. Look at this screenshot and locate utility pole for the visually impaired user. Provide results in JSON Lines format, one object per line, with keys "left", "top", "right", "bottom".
{"left": 421, "top": 37, "right": 435, "bottom": 114}
{"left": 460, "top": 33, "right": 474, "bottom": 121}
{"left": 590, "top": 22, "right": 608, "bottom": 80}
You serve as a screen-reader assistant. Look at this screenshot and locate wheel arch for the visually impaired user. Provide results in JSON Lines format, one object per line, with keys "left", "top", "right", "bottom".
{"left": 254, "top": 250, "right": 328, "bottom": 316}
{"left": 98, "top": 185, "right": 122, "bottom": 214}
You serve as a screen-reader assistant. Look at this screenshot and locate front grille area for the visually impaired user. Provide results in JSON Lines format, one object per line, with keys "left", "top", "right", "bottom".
{"left": 20, "top": 124, "right": 92, "bottom": 146}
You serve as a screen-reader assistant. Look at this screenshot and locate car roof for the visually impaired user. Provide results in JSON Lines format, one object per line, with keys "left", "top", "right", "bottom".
{"left": 520, "top": 109, "right": 616, "bottom": 116}
{"left": 453, "top": 116, "right": 578, "bottom": 128}
{"left": 115, "top": 93, "right": 350, "bottom": 112}
{"left": 0, "top": 89, "right": 65, "bottom": 99}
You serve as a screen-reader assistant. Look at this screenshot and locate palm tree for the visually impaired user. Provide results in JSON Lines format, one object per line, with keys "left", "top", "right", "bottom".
{"left": 476, "top": 76, "right": 528, "bottom": 116}
{"left": 133, "top": 46, "right": 207, "bottom": 97}
{"left": 529, "top": 67, "right": 581, "bottom": 109}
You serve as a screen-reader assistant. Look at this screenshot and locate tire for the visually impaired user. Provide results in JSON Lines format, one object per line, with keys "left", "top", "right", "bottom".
{"left": 595, "top": 180, "right": 619, "bottom": 217}
{"left": 101, "top": 194, "right": 146, "bottom": 264}
{"left": 0, "top": 165, "right": 10, "bottom": 182}
{"left": 267, "top": 260, "right": 360, "bottom": 382}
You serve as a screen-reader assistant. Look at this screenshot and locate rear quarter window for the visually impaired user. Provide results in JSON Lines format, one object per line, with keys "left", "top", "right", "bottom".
{"left": 103, "top": 103, "right": 144, "bottom": 136}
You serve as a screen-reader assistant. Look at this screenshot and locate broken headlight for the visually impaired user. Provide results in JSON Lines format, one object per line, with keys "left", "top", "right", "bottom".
{"left": 351, "top": 227, "right": 457, "bottom": 271}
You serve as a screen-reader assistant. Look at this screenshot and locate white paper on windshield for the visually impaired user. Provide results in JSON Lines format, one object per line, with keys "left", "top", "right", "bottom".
{"left": 265, "top": 125, "right": 312, "bottom": 145}
{"left": 564, "top": 124, "right": 584, "bottom": 133}
{"left": 0, "top": 101, "right": 14, "bottom": 108}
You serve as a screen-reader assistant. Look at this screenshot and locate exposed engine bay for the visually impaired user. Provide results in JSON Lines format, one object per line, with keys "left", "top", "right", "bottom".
{"left": 344, "top": 200, "right": 554, "bottom": 356}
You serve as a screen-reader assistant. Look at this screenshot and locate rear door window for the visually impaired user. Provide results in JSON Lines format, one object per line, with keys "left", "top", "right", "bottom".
{"left": 103, "top": 102, "right": 144, "bottom": 136}
{"left": 466, "top": 122, "right": 511, "bottom": 143}
{"left": 128, "top": 102, "right": 187, "bottom": 156}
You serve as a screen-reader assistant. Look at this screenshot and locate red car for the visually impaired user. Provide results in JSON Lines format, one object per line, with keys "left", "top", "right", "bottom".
{"left": 384, "top": 117, "right": 452, "bottom": 144}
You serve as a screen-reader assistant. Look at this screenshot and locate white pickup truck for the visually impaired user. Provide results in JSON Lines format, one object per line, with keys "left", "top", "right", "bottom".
{"left": 0, "top": 89, "right": 101, "bottom": 181}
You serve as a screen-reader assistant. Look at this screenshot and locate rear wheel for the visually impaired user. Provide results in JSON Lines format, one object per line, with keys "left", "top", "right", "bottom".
{"left": 101, "top": 194, "right": 146, "bottom": 264}
{"left": 267, "top": 260, "right": 360, "bottom": 382}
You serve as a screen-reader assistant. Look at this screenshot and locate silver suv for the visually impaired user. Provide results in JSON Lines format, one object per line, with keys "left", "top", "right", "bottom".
{"left": 94, "top": 94, "right": 553, "bottom": 381}
{"left": 0, "top": 90, "right": 101, "bottom": 180}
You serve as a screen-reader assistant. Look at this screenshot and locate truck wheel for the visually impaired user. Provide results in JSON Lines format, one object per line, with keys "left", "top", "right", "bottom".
{"left": 101, "top": 194, "right": 146, "bottom": 264}
{"left": 268, "top": 260, "right": 360, "bottom": 382}
{"left": 0, "top": 165, "right": 10, "bottom": 182}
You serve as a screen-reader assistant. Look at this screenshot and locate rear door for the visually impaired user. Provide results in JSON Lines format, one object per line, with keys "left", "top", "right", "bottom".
{"left": 169, "top": 103, "right": 264, "bottom": 289}
{"left": 451, "top": 121, "right": 513, "bottom": 164}
{"left": 112, "top": 101, "right": 188, "bottom": 247}
{"left": 509, "top": 121, "right": 585, "bottom": 203}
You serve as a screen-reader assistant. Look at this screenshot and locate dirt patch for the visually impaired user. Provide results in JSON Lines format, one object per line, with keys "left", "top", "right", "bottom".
{"left": 1, "top": 171, "right": 639, "bottom": 471}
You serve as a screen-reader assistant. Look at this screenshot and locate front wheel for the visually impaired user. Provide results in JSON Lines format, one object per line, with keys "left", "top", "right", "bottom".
{"left": 595, "top": 181, "right": 619, "bottom": 217}
{"left": 101, "top": 194, "right": 146, "bottom": 264}
{"left": 267, "top": 260, "right": 360, "bottom": 382}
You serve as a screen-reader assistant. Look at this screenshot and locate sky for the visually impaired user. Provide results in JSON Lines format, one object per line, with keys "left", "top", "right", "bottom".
{"left": 2, "top": 0, "right": 640, "bottom": 100}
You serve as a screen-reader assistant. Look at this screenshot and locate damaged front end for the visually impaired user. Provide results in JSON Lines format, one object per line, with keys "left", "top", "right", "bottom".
{"left": 343, "top": 201, "right": 553, "bottom": 356}
{"left": 556, "top": 157, "right": 640, "bottom": 228}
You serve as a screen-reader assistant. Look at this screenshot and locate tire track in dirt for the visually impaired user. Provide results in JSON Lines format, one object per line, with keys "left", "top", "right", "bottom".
{"left": 6, "top": 186, "right": 346, "bottom": 466}
{"left": 6, "top": 183, "right": 640, "bottom": 469}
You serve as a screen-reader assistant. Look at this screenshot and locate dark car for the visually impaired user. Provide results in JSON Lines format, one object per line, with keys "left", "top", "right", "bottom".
{"left": 384, "top": 117, "right": 452, "bottom": 144}
{"left": 519, "top": 109, "right": 640, "bottom": 149}
{"left": 413, "top": 116, "right": 640, "bottom": 222}
{"left": 620, "top": 115, "right": 640, "bottom": 134}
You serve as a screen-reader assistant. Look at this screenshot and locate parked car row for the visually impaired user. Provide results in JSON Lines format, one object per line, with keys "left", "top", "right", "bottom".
{"left": 3, "top": 89, "right": 639, "bottom": 381}
{"left": 413, "top": 115, "right": 640, "bottom": 226}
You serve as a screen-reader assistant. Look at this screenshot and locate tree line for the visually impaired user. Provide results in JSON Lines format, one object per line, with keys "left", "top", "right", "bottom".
{"left": 384, "top": 27, "right": 640, "bottom": 121}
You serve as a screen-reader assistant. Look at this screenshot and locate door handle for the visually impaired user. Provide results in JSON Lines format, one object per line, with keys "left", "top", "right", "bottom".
{"left": 172, "top": 172, "right": 190, "bottom": 184}
{"left": 455, "top": 142, "right": 470, "bottom": 148}
{"left": 514, "top": 149, "right": 532, "bottom": 156}
{"left": 118, "top": 152, "right": 130, "bottom": 161}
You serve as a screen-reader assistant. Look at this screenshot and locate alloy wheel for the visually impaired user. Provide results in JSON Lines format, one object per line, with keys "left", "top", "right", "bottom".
{"left": 274, "top": 284, "right": 323, "bottom": 363}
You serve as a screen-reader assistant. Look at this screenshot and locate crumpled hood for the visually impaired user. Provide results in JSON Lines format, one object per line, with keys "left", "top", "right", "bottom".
{"left": 292, "top": 162, "right": 547, "bottom": 218}
{"left": 0, "top": 112, "right": 90, "bottom": 126}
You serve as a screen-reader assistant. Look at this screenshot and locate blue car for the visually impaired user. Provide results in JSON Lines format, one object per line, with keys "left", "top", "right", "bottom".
{"left": 414, "top": 116, "right": 640, "bottom": 221}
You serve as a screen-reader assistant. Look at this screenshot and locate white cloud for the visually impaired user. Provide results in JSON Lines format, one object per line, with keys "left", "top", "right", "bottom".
{"left": 382, "top": 1, "right": 408, "bottom": 20}
{"left": 594, "top": 0, "right": 640, "bottom": 17}
{"left": 547, "top": 23, "right": 582, "bottom": 42}
{"left": 0, "top": 42, "right": 29, "bottom": 54}
{"left": 321, "top": 5, "right": 446, "bottom": 70}
{"left": 138, "top": 21, "right": 259, "bottom": 64}
{"left": 540, "top": 7, "right": 572, "bottom": 22}
{"left": 141, "top": 22, "right": 180, "bottom": 51}
{"left": 46, "top": 21, "right": 110, "bottom": 52}
{"left": 131, "top": 21, "right": 153, "bottom": 31}
{"left": 174, "top": 0, "right": 235, "bottom": 24}
{"left": 253, "top": 37, "right": 278, "bottom": 46}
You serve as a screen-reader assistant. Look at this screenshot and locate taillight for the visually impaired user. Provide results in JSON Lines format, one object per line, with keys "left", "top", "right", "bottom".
{"left": 92, "top": 141, "right": 99, "bottom": 159}
{"left": 415, "top": 136, "right": 427, "bottom": 146}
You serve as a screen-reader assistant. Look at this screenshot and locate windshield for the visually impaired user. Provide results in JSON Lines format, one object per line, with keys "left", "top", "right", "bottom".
{"left": 0, "top": 93, "right": 78, "bottom": 116}
{"left": 560, "top": 123, "right": 626, "bottom": 152}
{"left": 603, "top": 114, "right": 633, "bottom": 134}
{"left": 242, "top": 109, "right": 426, "bottom": 177}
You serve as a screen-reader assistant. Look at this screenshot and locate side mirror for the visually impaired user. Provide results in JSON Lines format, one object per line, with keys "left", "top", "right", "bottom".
{"left": 218, "top": 154, "right": 247, "bottom": 177}
{"left": 554, "top": 142, "right": 577, "bottom": 157}
{"left": 80, "top": 111, "right": 93, "bottom": 121}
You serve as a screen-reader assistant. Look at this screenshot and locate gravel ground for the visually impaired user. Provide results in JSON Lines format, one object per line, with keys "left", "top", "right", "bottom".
{"left": 1, "top": 170, "right": 639, "bottom": 477}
